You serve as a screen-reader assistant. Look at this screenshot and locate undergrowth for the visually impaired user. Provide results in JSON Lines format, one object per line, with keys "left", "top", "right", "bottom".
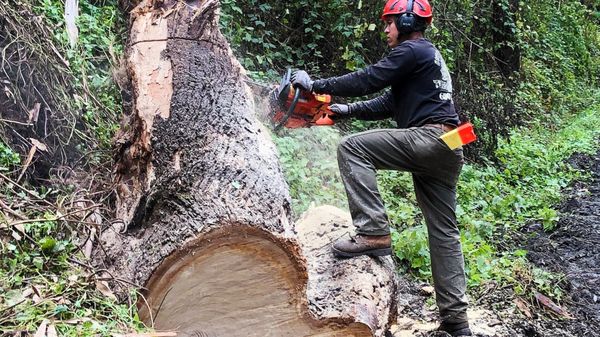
{"left": 34, "top": 0, "right": 125, "bottom": 149}
{"left": 273, "top": 127, "right": 346, "bottom": 215}
{"left": 274, "top": 100, "right": 600, "bottom": 302}
{"left": 388, "top": 100, "right": 600, "bottom": 301}
{"left": 0, "top": 187, "right": 144, "bottom": 335}
{"left": 1, "top": 1, "right": 142, "bottom": 335}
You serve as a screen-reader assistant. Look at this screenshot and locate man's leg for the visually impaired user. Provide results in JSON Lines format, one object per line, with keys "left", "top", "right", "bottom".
{"left": 336, "top": 126, "right": 470, "bottom": 333}
{"left": 334, "top": 128, "right": 430, "bottom": 257}
{"left": 410, "top": 133, "right": 470, "bottom": 335}
{"left": 413, "top": 174, "right": 469, "bottom": 327}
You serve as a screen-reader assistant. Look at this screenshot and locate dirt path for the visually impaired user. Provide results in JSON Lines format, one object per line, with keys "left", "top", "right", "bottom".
{"left": 389, "top": 148, "right": 600, "bottom": 337}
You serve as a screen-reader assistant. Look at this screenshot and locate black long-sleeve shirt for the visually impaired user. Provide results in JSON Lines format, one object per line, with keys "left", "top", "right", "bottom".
{"left": 312, "top": 38, "right": 459, "bottom": 128}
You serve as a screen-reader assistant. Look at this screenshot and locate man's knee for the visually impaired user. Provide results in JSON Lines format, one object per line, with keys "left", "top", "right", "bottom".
{"left": 337, "top": 134, "right": 359, "bottom": 158}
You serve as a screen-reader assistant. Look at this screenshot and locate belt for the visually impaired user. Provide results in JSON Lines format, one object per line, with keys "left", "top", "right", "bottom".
{"left": 423, "top": 123, "right": 456, "bottom": 132}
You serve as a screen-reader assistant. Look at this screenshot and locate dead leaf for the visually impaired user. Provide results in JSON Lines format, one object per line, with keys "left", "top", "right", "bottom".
{"left": 34, "top": 319, "right": 49, "bottom": 337}
{"left": 47, "top": 323, "right": 58, "bottom": 337}
{"left": 22, "top": 288, "right": 34, "bottom": 298}
{"left": 28, "top": 103, "right": 41, "bottom": 123}
{"left": 534, "top": 291, "right": 573, "bottom": 319}
{"left": 30, "top": 138, "right": 48, "bottom": 152}
{"left": 15, "top": 223, "right": 25, "bottom": 233}
{"left": 68, "top": 274, "right": 79, "bottom": 285}
{"left": 514, "top": 297, "right": 532, "bottom": 318}
{"left": 96, "top": 281, "right": 117, "bottom": 300}
{"left": 57, "top": 296, "right": 71, "bottom": 305}
{"left": 16, "top": 139, "right": 47, "bottom": 183}
{"left": 16, "top": 143, "right": 36, "bottom": 183}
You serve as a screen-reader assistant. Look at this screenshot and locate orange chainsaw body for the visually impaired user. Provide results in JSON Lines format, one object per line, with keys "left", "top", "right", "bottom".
{"left": 269, "top": 69, "right": 335, "bottom": 130}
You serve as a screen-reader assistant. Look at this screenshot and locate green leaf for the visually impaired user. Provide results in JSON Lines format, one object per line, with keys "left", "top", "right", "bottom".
{"left": 39, "top": 236, "right": 57, "bottom": 252}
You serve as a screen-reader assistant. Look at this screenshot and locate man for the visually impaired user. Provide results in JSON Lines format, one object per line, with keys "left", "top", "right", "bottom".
{"left": 291, "top": 0, "right": 471, "bottom": 336}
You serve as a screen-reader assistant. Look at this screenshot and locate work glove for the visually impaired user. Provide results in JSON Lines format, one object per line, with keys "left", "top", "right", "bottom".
{"left": 291, "top": 70, "right": 314, "bottom": 92}
{"left": 329, "top": 104, "right": 353, "bottom": 121}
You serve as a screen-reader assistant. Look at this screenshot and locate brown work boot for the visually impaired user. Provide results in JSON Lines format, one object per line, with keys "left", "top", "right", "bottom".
{"left": 437, "top": 321, "right": 472, "bottom": 336}
{"left": 331, "top": 234, "right": 392, "bottom": 258}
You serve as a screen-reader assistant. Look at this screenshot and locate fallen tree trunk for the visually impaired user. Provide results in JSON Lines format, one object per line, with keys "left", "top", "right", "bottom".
{"left": 96, "top": 1, "right": 398, "bottom": 336}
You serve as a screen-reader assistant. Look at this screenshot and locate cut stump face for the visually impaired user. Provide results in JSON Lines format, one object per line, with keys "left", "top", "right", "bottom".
{"left": 138, "top": 230, "right": 372, "bottom": 337}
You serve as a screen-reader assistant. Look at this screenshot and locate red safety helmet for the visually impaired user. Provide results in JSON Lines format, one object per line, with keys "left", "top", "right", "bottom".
{"left": 381, "top": 0, "right": 433, "bottom": 25}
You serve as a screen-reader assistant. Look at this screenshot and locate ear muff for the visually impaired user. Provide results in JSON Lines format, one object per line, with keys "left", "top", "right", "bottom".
{"left": 396, "top": 0, "right": 415, "bottom": 34}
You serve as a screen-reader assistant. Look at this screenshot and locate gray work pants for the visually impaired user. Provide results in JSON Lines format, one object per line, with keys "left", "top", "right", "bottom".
{"left": 337, "top": 125, "right": 469, "bottom": 323}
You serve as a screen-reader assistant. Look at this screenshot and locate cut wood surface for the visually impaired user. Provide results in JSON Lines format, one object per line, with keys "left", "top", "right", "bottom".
{"left": 96, "top": 1, "right": 399, "bottom": 336}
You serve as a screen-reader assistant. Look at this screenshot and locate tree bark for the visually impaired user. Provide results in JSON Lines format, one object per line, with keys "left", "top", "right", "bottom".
{"left": 97, "top": 1, "right": 398, "bottom": 336}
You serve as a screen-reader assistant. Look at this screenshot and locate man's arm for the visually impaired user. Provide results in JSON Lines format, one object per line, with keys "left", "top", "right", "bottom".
{"left": 348, "top": 91, "right": 394, "bottom": 121}
{"left": 312, "top": 45, "right": 416, "bottom": 97}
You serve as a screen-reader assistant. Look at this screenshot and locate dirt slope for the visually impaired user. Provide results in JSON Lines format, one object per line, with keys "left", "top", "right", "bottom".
{"left": 523, "top": 150, "right": 600, "bottom": 336}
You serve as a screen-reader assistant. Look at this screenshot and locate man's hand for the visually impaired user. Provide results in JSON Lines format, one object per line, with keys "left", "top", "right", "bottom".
{"left": 291, "top": 70, "right": 314, "bottom": 91}
{"left": 329, "top": 104, "right": 353, "bottom": 120}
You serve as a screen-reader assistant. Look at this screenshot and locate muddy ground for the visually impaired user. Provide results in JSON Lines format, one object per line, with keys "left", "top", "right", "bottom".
{"left": 390, "top": 149, "right": 600, "bottom": 337}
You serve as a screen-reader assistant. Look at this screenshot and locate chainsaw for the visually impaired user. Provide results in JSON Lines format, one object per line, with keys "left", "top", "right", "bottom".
{"left": 269, "top": 68, "right": 336, "bottom": 131}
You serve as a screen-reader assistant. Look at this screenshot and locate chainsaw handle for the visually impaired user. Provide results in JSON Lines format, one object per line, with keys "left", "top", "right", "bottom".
{"left": 313, "top": 106, "right": 335, "bottom": 126}
{"left": 314, "top": 115, "right": 335, "bottom": 126}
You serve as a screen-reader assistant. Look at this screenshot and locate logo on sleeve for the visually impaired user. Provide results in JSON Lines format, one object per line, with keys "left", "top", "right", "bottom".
{"left": 433, "top": 50, "right": 453, "bottom": 102}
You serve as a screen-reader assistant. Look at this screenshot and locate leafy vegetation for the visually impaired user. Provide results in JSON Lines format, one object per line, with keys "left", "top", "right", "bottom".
{"left": 0, "top": 142, "right": 20, "bottom": 171}
{"left": 0, "top": 199, "right": 144, "bottom": 335}
{"left": 390, "top": 103, "right": 600, "bottom": 297}
{"left": 273, "top": 127, "right": 346, "bottom": 214}
{"left": 221, "top": 0, "right": 599, "bottom": 156}
{"left": 1, "top": 1, "right": 140, "bottom": 335}
{"left": 34, "top": 0, "right": 125, "bottom": 148}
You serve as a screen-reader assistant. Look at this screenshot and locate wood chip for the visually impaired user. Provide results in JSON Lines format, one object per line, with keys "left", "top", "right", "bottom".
{"left": 11, "top": 230, "right": 22, "bottom": 241}
{"left": 47, "top": 323, "right": 58, "bottom": 337}
{"left": 420, "top": 286, "right": 435, "bottom": 296}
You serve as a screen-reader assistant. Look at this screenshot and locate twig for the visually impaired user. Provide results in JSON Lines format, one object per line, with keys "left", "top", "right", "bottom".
{"left": 0, "top": 199, "right": 27, "bottom": 220}
{"left": 5, "top": 202, "right": 102, "bottom": 227}
{"left": 0, "top": 172, "right": 53, "bottom": 206}
{"left": 137, "top": 291, "right": 155, "bottom": 328}
{"left": 0, "top": 118, "right": 32, "bottom": 126}
{"left": 68, "top": 257, "right": 143, "bottom": 289}
{"left": 0, "top": 299, "right": 26, "bottom": 315}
